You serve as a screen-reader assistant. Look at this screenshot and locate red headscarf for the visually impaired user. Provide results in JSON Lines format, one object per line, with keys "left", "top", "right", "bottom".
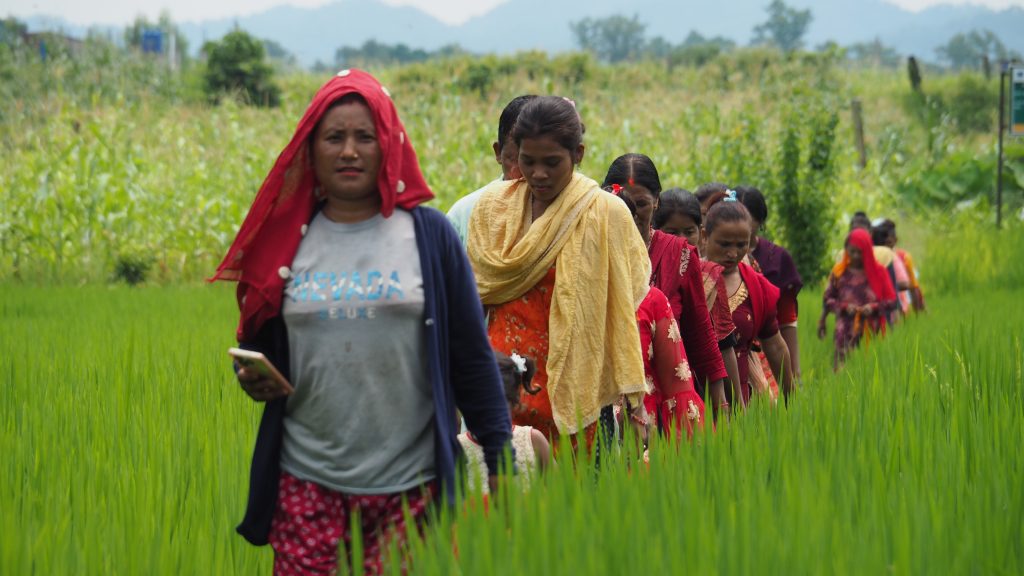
{"left": 834, "top": 228, "right": 896, "bottom": 305}
{"left": 210, "top": 69, "right": 434, "bottom": 341}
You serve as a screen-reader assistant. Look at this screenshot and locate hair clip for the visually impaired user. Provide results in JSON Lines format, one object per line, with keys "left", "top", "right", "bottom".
{"left": 628, "top": 177, "right": 635, "bottom": 186}
{"left": 610, "top": 184, "right": 623, "bottom": 196}
{"left": 561, "top": 97, "right": 577, "bottom": 109}
{"left": 510, "top": 353, "right": 528, "bottom": 374}
{"left": 724, "top": 189, "right": 738, "bottom": 202}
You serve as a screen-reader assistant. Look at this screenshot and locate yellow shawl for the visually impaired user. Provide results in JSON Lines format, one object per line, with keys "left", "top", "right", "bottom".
{"left": 468, "top": 173, "right": 651, "bottom": 434}
{"left": 873, "top": 246, "right": 895, "bottom": 267}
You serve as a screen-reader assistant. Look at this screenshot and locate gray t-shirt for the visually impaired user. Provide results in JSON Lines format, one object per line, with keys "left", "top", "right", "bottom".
{"left": 280, "top": 210, "right": 435, "bottom": 494}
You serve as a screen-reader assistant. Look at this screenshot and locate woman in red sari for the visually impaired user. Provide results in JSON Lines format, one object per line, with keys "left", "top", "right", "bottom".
{"left": 736, "top": 186, "right": 803, "bottom": 379}
{"left": 653, "top": 187, "right": 743, "bottom": 412}
{"left": 701, "top": 194, "right": 794, "bottom": 405}
{"left": 602, "top": 155, "right": 731, "bottom": 417}
{"left": 608, "top": 185, "right": 706, "bottom": 439}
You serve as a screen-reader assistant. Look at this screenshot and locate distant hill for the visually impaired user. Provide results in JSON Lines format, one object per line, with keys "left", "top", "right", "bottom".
{"left": 19, "top": 0, "right": 1024, "bottom": 67}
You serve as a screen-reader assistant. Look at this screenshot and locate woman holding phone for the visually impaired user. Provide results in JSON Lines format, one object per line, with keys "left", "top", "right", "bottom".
{"left": 212, "top": 69, "right": 510, "bottom": 575}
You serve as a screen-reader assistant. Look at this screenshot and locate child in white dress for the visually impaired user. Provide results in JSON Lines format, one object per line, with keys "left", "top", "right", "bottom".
{"left": 458, "top": 352, "right": 551, "bottom": 493}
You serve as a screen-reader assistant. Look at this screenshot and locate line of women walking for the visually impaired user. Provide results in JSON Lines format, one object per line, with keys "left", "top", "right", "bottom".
{"left": 819, "top": 212, "right": 925, "bottom": 370}
{"left": 214, "top": 70, "right": 920, "bottom": 575}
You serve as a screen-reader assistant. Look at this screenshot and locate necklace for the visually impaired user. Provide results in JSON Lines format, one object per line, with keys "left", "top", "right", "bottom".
{"left": 728, "top": 278, "right": 749, "bottom": 313}
{"left": 644, "top": 226, "right": 653, "bottom": 250}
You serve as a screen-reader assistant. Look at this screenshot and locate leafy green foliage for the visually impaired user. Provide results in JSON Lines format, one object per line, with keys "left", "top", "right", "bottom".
{"left": 202, "top": 29, "right": 281, "bottom": 107}
{"left": 901, "top": 71, "right": 996, "bottom": 147}
{"left": 846, "top": 38, "right": 901, "bottom": 68}
{"left": 570, "top": 14, "right": 647, "bottom": 63}
{"left": 262, "top": 38, "right": 298, "bottom": 69}
{"left": 113, "top": 250, "right": 154, "bottom": 286}
{"left": 773, "top": 103, "right": 839, "bottom": 284}
{"left": 0, "top": 16, "right": 27, "bottom": 46}
{"left": 936, "top": 29, "right": 1022, "bottom": 71}
{"left": 123, "top": 11, "right": 190, "bottom": 65}
{"left": 752, "top": 0, "right": 812, "bottom": 53}
{"left": 333, "top": 40, "right": 465, "bottom": 69}
{"left": 0, "top": 45, "right": 1013, "bottom": 283}
{"left": 945, "top": 73, "right": 997, "bottom": 133}
{"left": 894, "top": 143, "right": 1024, "bottom": 211}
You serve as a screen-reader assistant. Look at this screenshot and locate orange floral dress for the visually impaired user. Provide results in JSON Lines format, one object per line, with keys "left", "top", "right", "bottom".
{"left": 486, "top": 267, "right": 602, "bottom": 452}
{"left": 487, "top": 268, "right": 557, "bottom": 437}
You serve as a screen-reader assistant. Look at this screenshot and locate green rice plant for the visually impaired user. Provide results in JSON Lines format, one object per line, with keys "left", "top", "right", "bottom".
{"left": 3, "top": 276, "right": 1019, "bottom": 574}
{"left": 919, "top": 214, "right": 1024, "bottom": 296}
{"left": 2, "top": 49, "right": 1022, "bottom": 574}
{"left": 395, "top": 286, "right": 1023, "bottom": 574}
{"left": 0, "top": 284, "right": 271, "bottom": 574}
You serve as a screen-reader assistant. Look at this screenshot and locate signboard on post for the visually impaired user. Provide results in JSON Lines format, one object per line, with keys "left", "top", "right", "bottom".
{"left": 1012, "top": 67, "right": 1024, "bottom": 136}
{"left": 141, "top": 29, "right": 163, "bottom": 54}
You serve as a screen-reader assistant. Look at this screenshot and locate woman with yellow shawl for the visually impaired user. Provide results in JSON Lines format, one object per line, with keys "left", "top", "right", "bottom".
{"left": 467, "top": 96, "right": 651, "bottom": 451}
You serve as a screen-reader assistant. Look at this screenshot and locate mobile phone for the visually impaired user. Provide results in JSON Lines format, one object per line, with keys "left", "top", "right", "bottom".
{"left": 228, "top": 348, "right": 295, "bottom": 395}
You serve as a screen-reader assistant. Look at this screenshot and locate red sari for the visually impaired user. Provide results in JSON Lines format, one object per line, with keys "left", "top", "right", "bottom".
{"left": 751, "top": 237, "right": 802, "bottom": 327}
{"left": 730, "top": 263, "right": 781, "bottom": 404}
{"left": 647, "top": 231, "right": 728, "bottom": 389}
{"left": 744, "top": 256, "right": 781, "bottom": 401}
{"left": 637, "top": 287, "right": 706, "bottom": 440}
{"left": 700, "top": 260, "right": 738, "bottom": 344}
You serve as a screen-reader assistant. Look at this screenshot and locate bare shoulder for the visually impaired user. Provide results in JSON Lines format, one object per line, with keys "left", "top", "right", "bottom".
{"left": 529, "top": 428, "right": 551, "bottom": 465}
{"left": 529, "top": 427, "right": 548, "bottom": 446}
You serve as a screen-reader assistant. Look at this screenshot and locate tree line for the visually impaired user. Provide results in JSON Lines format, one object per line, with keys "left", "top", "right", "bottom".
{"left": 3, "top": 0, "right": 1020, "bottom": 111}
{"left": 567, "top": 0, "right": 1020, "bottom": 70}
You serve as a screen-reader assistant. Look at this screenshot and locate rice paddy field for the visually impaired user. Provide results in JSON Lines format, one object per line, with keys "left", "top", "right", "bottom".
{"left": 3, "top": 48, "right": 1024, "bottom": 574}
{"left": 2, "top": 257, "right": 1022, "bottom": 574}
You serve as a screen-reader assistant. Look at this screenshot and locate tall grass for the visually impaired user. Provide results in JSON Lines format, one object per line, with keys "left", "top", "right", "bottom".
{"left": 401, "top": 288, "right": 1023, "bottom": 574}
{"left": 2, "top": 49, "right": 1021, "bottom": 574}
{"left": 0, "top": 284, "right": 272, "bottom": 573}
{"left": 1, "top": 271, "right": 1022, "bottom": 573}
{"left": 920, "top": 212, "right": 1024, "bottom": 296}
{"left": 2, "top": 52, "right": 1007, "bottom": 283}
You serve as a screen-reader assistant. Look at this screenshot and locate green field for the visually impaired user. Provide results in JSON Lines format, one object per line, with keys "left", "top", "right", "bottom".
{"left": 3, "top": 44, "right": 1024, "bottom": 574}
{"left": 2, "top": 274, "right": 1022, "bottom": 574}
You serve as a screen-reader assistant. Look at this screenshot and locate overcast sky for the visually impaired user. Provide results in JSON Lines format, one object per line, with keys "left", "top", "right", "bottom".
{"left": 3, "top": 0, "right": 1022, "bottom": 26}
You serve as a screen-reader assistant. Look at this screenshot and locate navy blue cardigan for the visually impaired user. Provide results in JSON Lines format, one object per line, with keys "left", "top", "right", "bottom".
{"left": 236, "top": 206, "right": 511, "bottom": 546}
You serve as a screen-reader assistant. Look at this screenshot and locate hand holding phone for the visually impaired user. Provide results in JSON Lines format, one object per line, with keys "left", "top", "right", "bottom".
{"left": 229, "top": 348, "right": 294, "bottom": 401}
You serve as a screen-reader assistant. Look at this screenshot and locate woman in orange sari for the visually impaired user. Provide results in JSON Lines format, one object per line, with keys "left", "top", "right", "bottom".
{"left": 467, "top": 97, "right": 651, "bottom": 452}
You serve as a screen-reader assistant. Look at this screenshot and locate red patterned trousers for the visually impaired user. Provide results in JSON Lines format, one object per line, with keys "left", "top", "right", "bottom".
{"left": 269, "top": 472, "right": 436, "bottom": 576}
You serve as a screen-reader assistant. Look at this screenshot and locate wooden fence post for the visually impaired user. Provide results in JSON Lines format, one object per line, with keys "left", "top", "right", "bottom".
{"left": 851, "top": 99, "right": 867, "bottom": 170}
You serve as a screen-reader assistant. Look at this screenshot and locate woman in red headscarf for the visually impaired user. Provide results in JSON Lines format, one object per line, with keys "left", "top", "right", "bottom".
{"left": 818, "top": 228, "right": 897, "bottom": 370}
{"left": 212, "top": 69, "right": 511, "bottom": 575}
